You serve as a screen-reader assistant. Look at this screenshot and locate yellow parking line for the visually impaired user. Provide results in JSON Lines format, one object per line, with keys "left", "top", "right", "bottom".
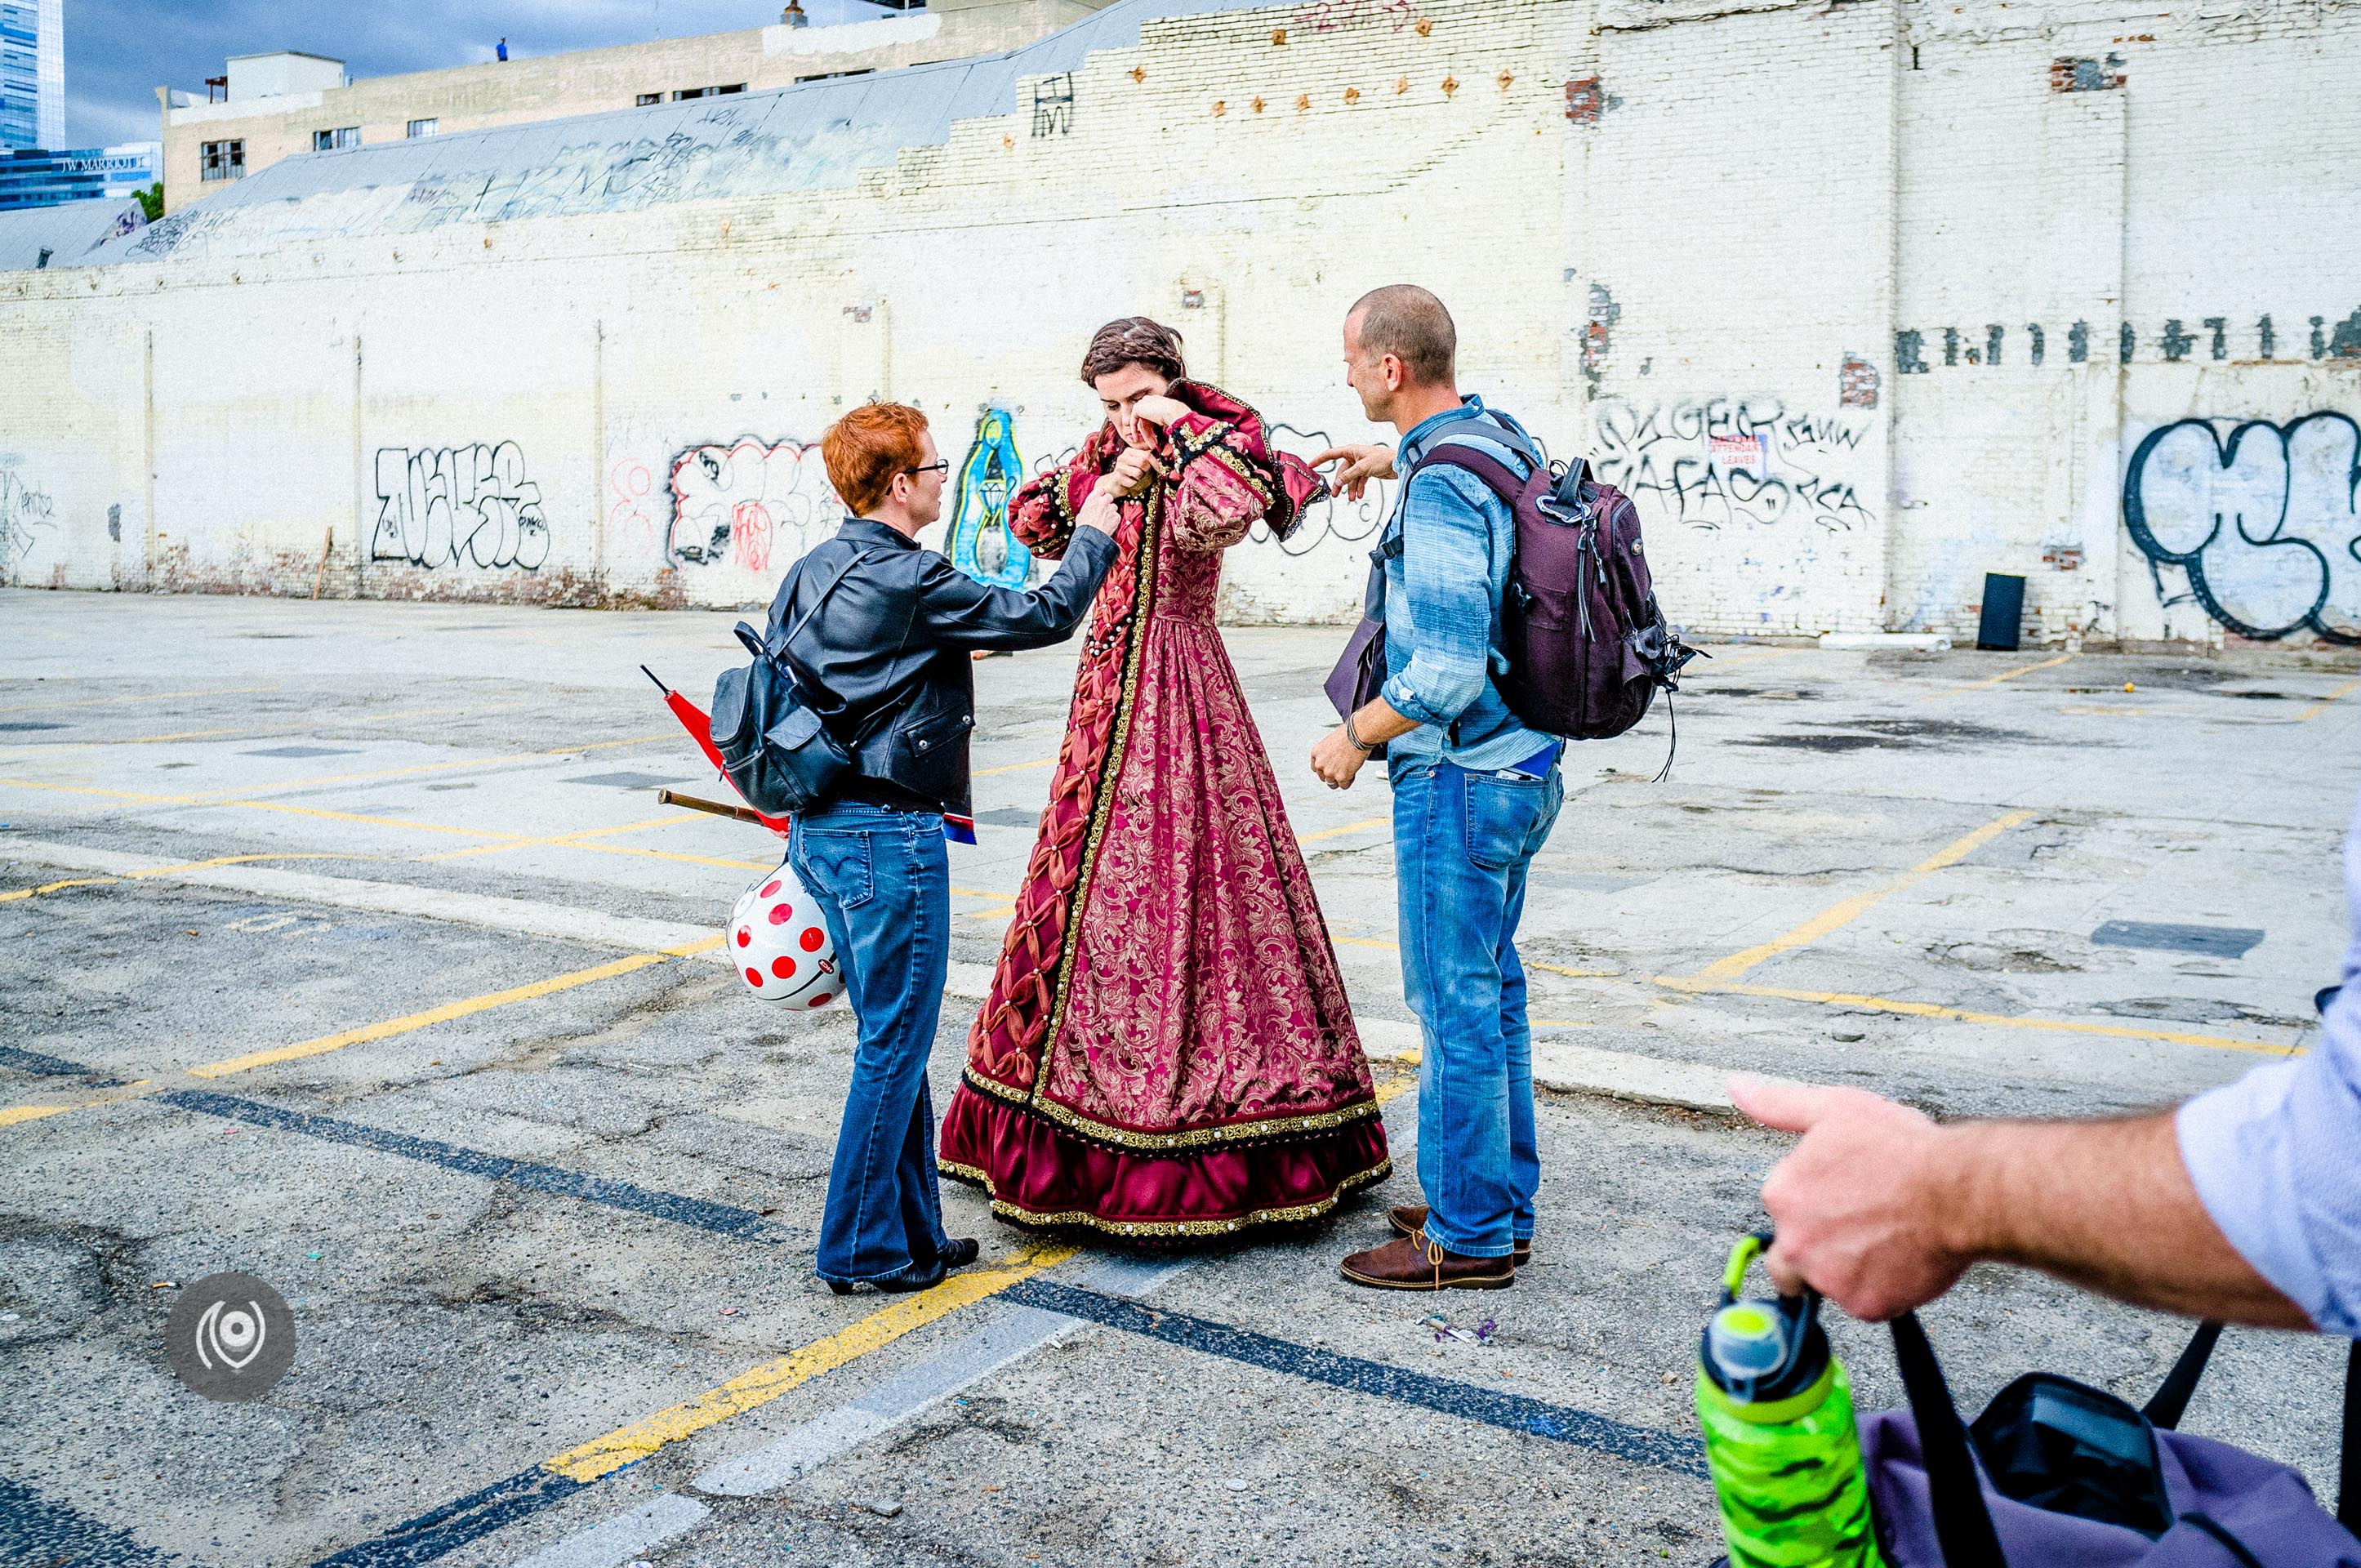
{"left": 1333, "top": 933, "right": 1399, "bottom": 951}
{"left": 546, "top": 733, "right": 680, "bottom": 755}
{"left": 185, "top": 754, "right": 525, "bottom": 802}
{"left": 1918, "top": 653, "right": 2074, "bottom": 702}
{"left": 1679, "top": 809, "right": 2034, "bottom": 986}
{"left": 232, "top": 801, "right": 511, "bottom": 840}
{"left": 961, "top": 903, "right": 1018, "bottom": 922}
{"left": 1299, "top": 817, "right": 1388, "bottom": 844}
{"left": 186, "top": 936, "right": 724, "bottom": 1080}
{"left": 0, "top": 1103, "right": 78, "bottom": 1128}
{"left": 1530, "top": 962, "right": 1619, "bottom": 980}
{"left": 415, "top": 815, "right": 689, "bottom": 862}
{"left": 1657, "top": 977, "right": 2301, "bottom": 1058}
{"left": 542, "top": 1241, "right": 1078, "bottom": 1483}
{"left": 973, "top": 756, "right": 1055, "bottom": 778}
{"left": 0, "top": 684, "right": 276, "bottom": 716}
{"left": 568, "top": 842, "right": 775, "bottom": 872}
{"left": 2298, "top": 678, "right": 2361, "bottom": 722}
{"left": 0, "top": 875, "right": 123, "bottom": 903}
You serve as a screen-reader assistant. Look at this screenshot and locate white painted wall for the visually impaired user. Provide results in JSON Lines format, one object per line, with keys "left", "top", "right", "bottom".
{"left": 2, "top": 0, "right": 2356, "bottom": 648}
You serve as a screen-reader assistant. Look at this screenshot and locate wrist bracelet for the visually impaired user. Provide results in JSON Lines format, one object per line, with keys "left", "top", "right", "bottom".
{"left": 1343, "top": 714, "right": 1373, "bottom": 753}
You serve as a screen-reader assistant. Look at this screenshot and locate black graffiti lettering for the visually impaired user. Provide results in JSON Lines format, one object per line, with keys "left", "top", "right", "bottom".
{"left": 2121, "top": 322, "right": 2136, "bottom": 363}
{"left": 1943, "top": 327, "right": 1961, "bottom": 367}
{"left": 2123, "top": 412, "right": 2361, "bottom": 643}
{"left": 2332, "top": 309, "right": 2361, "bottom": 359}
{"left": 2203, "top": 317, "right": 2227, "bottom": 361}
{"left": 2026, "top": 323, "right": 2045, "bottom": 366}
{"left": 1591, "top": 397, "right": 1874, "bottom": 534}
{"left": 370, "top": 443, "right": 549, "bottom": 571}
{"left": 2311, "top": 316, "right": 2327, "bottom": 359}
{"left": 1893, "top": 330, "right": 1929, "bottom": 375}
{"left": 2069, "top": 321, "right": 2089, "bottom": 363}
{"left": 2257, "top": 315, "right": 2275, "bottom": 359}
{"left": 1985, "top": 324, "right": 2004, "bottom": 366}
{"left": 2161, "top": 320, "right": 2194, "bottom": 363}
{"left": 664, "top": 439, "right": 836, "bottom": 574}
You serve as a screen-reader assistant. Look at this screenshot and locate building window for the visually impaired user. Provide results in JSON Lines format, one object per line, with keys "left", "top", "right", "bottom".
{"left": 407, "top": 118, "right": 439, "bottom": 138}
{"left": 312, "top": 126, "right": 360, "bottom": 151}
{"left": 200, "top": 140, "right": 245, "bottom": 181}
{"left": 670, "top": 82, "right": 750, "bottom": 100}
{"left": 636, "top": 92, "right": 661, "bottom": 105}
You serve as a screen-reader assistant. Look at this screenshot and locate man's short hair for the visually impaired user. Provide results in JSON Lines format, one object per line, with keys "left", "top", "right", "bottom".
{"left": 822, "top": 402, "right": 929, "bottom": 516}
{"left": 1348, "top": 285, "right": 1456, "bottom": 386}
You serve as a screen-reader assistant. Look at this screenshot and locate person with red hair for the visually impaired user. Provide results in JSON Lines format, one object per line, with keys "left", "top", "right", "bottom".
{"left": 773, "top": 402, "right": 1118, "bottom": 1292}
{"left": 937, "top": 318, "right": 1391, "bottom": 1242}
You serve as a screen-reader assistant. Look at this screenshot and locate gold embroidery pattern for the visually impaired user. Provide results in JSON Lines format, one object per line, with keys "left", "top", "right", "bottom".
{"left": 960, "top": 1065, "right": 1382, "bottom": 1152}
{"left": 938, "top": 1155, "right": 1392, "bottom": 1240}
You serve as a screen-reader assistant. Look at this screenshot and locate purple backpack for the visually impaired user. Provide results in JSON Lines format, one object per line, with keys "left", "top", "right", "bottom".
{"left": 1863, "top": 1312, "right": 2361, "bottom": 1567}
{"left": 1323, "top": 412, "right": 1702, "bottom": 771}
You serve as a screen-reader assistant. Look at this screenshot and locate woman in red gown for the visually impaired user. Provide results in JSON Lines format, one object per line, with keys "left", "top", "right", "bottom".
{"left": 937, "top": 318, "right": 1390, "bottom": 1241}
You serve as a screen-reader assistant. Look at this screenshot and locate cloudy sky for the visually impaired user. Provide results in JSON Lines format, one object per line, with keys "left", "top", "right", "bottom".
{"left": 65, "top": 0, "right": 897, "bottom": 149}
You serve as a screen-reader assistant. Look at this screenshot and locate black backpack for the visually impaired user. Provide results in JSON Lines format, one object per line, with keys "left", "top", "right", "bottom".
{"left": 709, "top": 548, "right": 872, "bottom": 816}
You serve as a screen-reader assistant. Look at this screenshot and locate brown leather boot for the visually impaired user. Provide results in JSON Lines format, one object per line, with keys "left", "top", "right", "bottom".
{"left": 1339, "top": 1229, "right": 1515, "bottom": 1290}
{"left": 1388, "top": 1205, "right": 1531, "bottom": 1266}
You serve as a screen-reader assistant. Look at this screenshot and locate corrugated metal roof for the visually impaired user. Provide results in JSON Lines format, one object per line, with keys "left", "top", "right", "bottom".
{"left": 0, "top": 197, "right": 147, "bottom": 272}
{"left": 94, "top": 0, "right": 1285, "bottom": 267}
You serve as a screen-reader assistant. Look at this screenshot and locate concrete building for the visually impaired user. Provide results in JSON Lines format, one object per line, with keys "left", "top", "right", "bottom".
{"left": 0, "top": 0, "right": 63, "bottom": 152}
{"left": 3, "top": 0, "right": 2356, "bottom": 648}
{"left": 154, "top": 0, "right": 1115, "bottom": 213}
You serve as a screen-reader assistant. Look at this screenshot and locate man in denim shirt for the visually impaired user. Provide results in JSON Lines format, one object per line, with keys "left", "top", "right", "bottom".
{"left": 1312, "top": 285, "right": 1565, "bottom": 1290}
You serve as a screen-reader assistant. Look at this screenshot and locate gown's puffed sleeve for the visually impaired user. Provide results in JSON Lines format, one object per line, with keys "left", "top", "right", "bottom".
{"left": 1162, "top": 412, "right": 1274, "bottom": 554}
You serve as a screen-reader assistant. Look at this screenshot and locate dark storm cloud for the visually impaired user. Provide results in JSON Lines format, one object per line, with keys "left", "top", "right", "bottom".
{"left": 65, "top": 0, "right": 893, "bottom": 149}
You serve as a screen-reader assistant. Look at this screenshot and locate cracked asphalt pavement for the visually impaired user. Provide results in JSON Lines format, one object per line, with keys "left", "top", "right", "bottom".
{"left": 3, "top": 589, "right": 2357, "bottom": 1566}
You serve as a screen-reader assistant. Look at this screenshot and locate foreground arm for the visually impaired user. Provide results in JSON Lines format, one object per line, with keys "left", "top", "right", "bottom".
{"left": 1733, "top": 1079, "right": 2309, "bottom": 1329}
{"left": 912, "top": 497, "right": 1119, "bottom": 652}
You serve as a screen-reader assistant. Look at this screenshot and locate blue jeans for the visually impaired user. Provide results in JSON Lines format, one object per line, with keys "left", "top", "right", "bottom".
{"left": 1391, "top": 757, "right": 1565, "bottom": 1258}
{"left": 790, "top": 801, "right": 957, "bottom": 1286}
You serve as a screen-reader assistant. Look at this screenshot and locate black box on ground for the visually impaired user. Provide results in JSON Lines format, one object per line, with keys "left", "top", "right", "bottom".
{"left": 1977, "top": 573, "right": 2026, "bottom": 650}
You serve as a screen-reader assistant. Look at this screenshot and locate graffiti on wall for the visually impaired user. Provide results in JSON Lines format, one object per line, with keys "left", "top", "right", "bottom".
{"left": 0, "top": 470, "right": 55, "bottom": 585}
{"left": 666, "top": 439, "right": 839, "bottom": 575}
{"left": 1591, "top": 398, "right": 1875, "bottom": 532}
{"left": 1896, "top": 308, "right": 2361, "bottom": 371}
{"left": 371, "top": 443, "right": 550, "bottom": 571}
{"left": 2123, "top": 412, "right": 2361, "bottom": 643}
{"left": 948, "top": 409, "right": 1033, "bottom": 589}
{"left": 1264, "top": 424, "right": 1395, "bottom": 558}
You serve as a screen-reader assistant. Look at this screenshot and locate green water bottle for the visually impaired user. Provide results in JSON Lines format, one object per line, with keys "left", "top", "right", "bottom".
{"left": 1695, "top": 1233, "right": 1886, "bottom": 1568}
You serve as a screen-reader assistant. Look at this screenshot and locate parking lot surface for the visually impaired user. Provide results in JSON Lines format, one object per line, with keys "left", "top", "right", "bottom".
{"left": 4, "top": 588, "right": 2356, "bottom": 1566}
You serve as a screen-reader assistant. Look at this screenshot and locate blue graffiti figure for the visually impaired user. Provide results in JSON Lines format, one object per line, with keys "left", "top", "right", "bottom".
{"left": 948, "top": 409, "right": 1032, "bottom": 590}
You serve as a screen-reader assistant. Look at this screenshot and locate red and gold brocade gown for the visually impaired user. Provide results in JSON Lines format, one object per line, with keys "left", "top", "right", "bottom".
{"left": 935, "top": 381, "right": 1390, "bottom": 1241}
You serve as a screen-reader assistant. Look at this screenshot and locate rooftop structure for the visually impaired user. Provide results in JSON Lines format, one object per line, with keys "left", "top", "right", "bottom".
{"left": 153, "top": 0, "right": 1109, "bottom": 213}
{"left": 0, "top": 194, "right": 142, "bottom": 269}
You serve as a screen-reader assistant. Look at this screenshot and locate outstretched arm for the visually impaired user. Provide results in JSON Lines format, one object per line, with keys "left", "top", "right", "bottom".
{"left": 1731, "top": 1078, "right": 2309, "bottom": 1328}
{"left": 914, "top": 492, "right": 1119, "bottom": 651}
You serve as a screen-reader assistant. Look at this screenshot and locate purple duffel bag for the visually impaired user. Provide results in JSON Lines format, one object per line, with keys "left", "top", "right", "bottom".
{"left": 1864, "top": 1313, "right": 2361, "bottom": 1566}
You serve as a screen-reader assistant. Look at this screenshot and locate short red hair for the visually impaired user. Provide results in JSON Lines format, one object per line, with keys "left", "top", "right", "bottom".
{"left": 822, "top": 403, "right": 929, "bottom": 516}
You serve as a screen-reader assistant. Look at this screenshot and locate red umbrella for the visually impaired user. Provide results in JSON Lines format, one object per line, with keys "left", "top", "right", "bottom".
{"left": 640, "top": 666, "right": 794, "bottom": 840}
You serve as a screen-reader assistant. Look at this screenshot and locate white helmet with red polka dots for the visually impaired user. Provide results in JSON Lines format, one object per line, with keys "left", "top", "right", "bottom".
{"left": 728, "top": 858, "right": 840, "bottom": 1009}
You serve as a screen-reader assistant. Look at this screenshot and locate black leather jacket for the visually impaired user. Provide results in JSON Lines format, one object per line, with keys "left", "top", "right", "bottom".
{"left": 763, "top": 517, "right": 1116, "bottom": 815}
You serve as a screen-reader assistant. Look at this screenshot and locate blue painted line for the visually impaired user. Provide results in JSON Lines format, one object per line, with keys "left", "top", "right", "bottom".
{"left": 0, "top": 1473, "right": 168, "bottom": 1566}
{"left": 157, "top": 1090, "right": 771, "bottom": 1240}
{"left": 310, "top": 1465, "right": 585, "bottom": 1568}
{"left": 1005, "top": 1278, "right": 1708, "bottom": 1478}
{"left": 0, "top": 1044, "right": 127, "bottom": 1085}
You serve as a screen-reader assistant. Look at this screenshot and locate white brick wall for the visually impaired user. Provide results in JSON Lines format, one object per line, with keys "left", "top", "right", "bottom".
{"left": 2, "top": 0, "right": 2356, "bottom": 647}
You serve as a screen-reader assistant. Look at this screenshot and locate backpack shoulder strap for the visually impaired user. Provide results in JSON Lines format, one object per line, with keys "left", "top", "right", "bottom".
{"left": 1891, "top": 1313, "right": 2010, "bottom": 1568}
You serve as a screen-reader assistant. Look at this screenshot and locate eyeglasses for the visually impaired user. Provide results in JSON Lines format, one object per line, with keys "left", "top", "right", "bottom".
{"left": 905, "top": 461, "right": 951, "bottom": 479}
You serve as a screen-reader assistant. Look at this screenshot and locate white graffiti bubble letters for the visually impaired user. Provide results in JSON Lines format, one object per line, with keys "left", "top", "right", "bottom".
{"left": 0, "top": 469, "right": 56, "bottom": 583}
{"left": 371, "top": 443, "right": 550, "bottom": 571}
{"left": 666, "top": 439, "right": 839, "bottom": 576}
{"left": 2124, "top": 412, "right": 2361, "bottom": 643}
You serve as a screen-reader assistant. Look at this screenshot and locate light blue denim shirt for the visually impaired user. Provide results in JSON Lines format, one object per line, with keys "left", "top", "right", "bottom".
{"left": 2176, "top": 785, "right": 2361, "bottom": 1335}
{"left": 1378, "top": 397, "right": 1554, "bottom": 773}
